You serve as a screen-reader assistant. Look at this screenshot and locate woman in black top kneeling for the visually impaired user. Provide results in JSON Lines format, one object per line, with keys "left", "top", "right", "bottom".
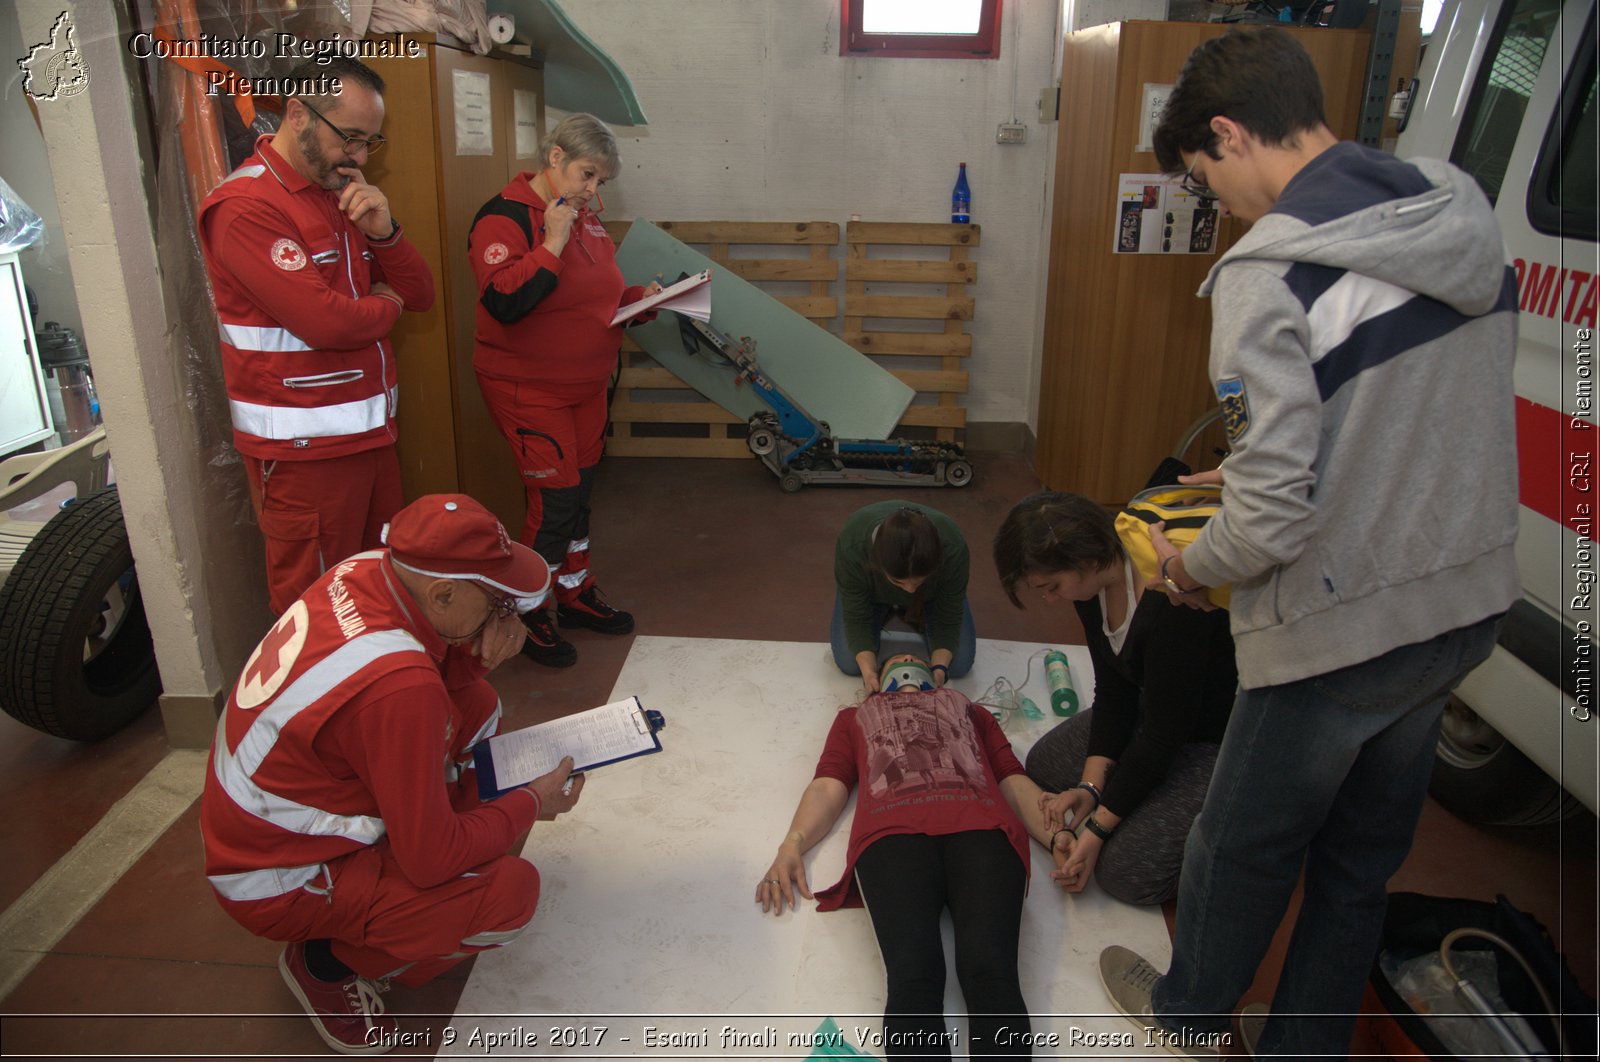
{"left": 994, "top": 492, "right": 1238, "bottom": 905}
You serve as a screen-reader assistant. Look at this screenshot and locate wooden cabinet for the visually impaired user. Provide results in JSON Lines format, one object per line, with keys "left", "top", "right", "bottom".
{"left": 365, "top": 38, "right": 546, "bottom": 530}
{"left": 1035, "top": 20, "right": 1371, "bottom": 504}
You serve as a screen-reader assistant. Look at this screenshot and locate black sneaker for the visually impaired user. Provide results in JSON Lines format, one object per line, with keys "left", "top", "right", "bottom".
{"left": 556, "top": 585, "right": 634, "bottom": 635}
{"left": 521, "top": 609, "right": 577, "bottom": 667}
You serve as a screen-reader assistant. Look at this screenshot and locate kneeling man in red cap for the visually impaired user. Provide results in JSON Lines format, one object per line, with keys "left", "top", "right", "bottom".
{"left": 201, "top": 494, "right": 581, "bottom": 1055}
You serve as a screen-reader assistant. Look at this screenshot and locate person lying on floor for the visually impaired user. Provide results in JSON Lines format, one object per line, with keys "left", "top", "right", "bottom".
{"left": 756, "top": 655, "right": 1072, "bottom": 1060}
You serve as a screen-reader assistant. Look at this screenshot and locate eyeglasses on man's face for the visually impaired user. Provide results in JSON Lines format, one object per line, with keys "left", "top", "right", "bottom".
{"left": 300, "top": 100, "right": 386, "bottom": 156}
{"left": 1180, "top": 160, "right": 1218, "bottom": 201}
{"left": 472, "top": 582, "right": 519, "bottom": 621}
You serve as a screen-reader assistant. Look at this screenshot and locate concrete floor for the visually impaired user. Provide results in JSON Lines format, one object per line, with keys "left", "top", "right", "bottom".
{"left": 0, "top": 452, "right": 1593, "bottom": 1058}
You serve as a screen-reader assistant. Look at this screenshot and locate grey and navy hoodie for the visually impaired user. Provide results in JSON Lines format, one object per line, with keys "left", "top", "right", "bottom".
{"left": 1183, "top": 142, "right": 1521, "bottom": 688}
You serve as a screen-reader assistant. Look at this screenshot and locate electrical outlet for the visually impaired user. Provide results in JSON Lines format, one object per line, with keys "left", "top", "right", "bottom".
{"left": 996, "top": 122, "right": 1027, "bottom": 145}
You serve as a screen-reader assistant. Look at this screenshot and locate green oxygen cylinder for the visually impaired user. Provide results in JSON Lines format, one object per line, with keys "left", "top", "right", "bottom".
{"left": 1045, "top": 649, "right": 1079, "bottom": 717}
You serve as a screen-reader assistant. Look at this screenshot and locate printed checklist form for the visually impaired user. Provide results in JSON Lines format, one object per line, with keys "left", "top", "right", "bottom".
{"left": 610, "top": 270, "right": 712, "bottom": 326}
{"left": 474, "top": 696, "right": 665, "bottom": 799}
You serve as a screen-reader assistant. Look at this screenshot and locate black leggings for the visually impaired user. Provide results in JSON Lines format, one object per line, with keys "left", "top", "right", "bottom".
{"left": 854, "top": 830, "right": 1030, "bottom": 1060}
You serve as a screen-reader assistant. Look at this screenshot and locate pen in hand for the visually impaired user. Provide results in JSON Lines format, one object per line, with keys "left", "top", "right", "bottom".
{"left": 539, "top": 196, "right": 568, "bottom": 238}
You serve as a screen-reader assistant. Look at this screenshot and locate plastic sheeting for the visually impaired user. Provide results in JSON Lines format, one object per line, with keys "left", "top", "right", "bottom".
{"left": 0, "top": 177, "right": 45, "bottom": 254}
{"left": 137, "top": 0, "right": 506, "bottom": 536}
{"left": 142, "top": 0, "right": 349, "bottom": 535}
{"left": 358, "top": 0, "right": 493, "bottom": 54}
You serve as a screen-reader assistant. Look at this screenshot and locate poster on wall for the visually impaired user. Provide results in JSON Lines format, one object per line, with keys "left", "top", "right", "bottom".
{"left": 1112, "top": 173, "right": 1220, "bottom": 255}
{"left": 514, "top": 90, "right": 541, "bottom": 159}
{"left": 1136, "top": 83, "right": 1174, "bottom": 152}
{"left": 453, "top": 69, "right": 494, "bottom": 156}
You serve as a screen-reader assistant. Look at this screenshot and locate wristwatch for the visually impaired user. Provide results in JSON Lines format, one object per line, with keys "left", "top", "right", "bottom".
{"left": 1160, "top": 555, "right": 1201, "bottom": 596}
{"left": 1081, "top": 814, "right": 1114, "bottom": 842}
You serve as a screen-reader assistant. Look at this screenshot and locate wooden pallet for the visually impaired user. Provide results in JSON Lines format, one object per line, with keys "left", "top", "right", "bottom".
{"left": 844, "top": 221, "right": 978, "bottom": 443}
{"left": 603, "top": 220, "right": 838, "bottom": 457}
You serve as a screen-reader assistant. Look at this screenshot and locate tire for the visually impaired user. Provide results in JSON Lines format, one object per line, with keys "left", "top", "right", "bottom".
{"left": 0, "top": 486, "right": 160, "bottom": 741}
{"left": 944, "top": 459, "right": 974, "bottom": 488}
{"left": 1429, "top": 696, "right": 1583, "bottom": 826}
{"left": 779, "top": 471, "right": 805, "bottom": 493}
{"left": 747, "top": 429, "right": 777, "bottom": 456}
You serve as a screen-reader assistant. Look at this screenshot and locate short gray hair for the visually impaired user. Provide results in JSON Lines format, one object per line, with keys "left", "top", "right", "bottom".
{"left": 538, "top": 113, "right": 621, "bottom": 179}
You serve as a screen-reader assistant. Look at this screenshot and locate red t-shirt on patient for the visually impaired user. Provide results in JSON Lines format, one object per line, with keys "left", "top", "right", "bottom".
{"left": 812, "top": 687, "right": 1029, "bottom": 911}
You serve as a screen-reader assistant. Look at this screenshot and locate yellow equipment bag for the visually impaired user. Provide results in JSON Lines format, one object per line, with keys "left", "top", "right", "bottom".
{"left": 1114, "top": 484, "right": 1231, "bottom": 610}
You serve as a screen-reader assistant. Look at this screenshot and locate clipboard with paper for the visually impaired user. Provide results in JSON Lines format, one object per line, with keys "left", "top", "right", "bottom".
{"left": 474, "top": 696, "right": 666, "bottom": 800}
{"left": 610, "top": 269, "right": 711, "bottom": 326}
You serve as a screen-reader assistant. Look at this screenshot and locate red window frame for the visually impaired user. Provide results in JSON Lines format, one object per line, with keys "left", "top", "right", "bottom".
{"left": 840, "top": 0, "right": 1003, "bottom": 60}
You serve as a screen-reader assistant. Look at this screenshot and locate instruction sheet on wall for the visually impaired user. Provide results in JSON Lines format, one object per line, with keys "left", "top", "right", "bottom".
{"left": 453, "top": 69, "right": 493, "bottom": 156}
{"left": 1113, "top": 173, "right": 1221, "bottom": 255}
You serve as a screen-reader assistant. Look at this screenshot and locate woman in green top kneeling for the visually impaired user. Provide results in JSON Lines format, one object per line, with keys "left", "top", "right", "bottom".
{"left": 830, "top": 501, "right": 976, "bottom": 690}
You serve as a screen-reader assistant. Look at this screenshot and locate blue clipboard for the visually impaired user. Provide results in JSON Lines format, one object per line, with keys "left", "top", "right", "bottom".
{"left": 473, "top": 698, "right": 666, "bottom": 801}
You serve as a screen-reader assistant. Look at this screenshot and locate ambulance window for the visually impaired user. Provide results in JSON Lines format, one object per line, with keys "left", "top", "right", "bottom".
{"left": 1450, "top": 0, "right": 1562, "bottom": 204}
{"left": 1528, "top": 14, "right": 1597, "bottom": 241}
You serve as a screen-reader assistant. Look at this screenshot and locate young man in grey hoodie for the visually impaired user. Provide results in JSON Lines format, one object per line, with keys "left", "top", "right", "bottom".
{"left": 1096, "top": 28, "right": 1520, "bottom": 1060}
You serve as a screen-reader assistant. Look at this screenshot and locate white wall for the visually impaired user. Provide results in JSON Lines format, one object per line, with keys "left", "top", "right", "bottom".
{"left": 554, "top": 0, "right": 1068, "bottom": 429}
{"left": 1071, "top": 0, "right": 1170, "bottom": 31}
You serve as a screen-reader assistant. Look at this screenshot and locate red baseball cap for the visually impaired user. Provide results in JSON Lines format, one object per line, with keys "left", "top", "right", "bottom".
{"left": 382, "top": 494, "right": 550, "bottom": 610}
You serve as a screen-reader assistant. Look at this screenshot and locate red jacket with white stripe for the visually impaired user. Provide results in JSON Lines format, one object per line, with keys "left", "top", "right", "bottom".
{"left": 198, "top": 136, "right": 435, "bottom": 461}
{"left": 200, "top": 551, "right": 538, "bottom": 934}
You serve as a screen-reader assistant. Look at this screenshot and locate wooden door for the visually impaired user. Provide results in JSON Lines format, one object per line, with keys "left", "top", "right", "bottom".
{"left": 370, "top": 41, "right": 547, "bottom": 527}
{"left": 1035, "top": 21, "right": 1370, "bottom": 504}
{"left": 367, "top": 38, "right": 457, "bottom": 499}
{"left": 430, "top": 44, "right": 531, "bottom": 531}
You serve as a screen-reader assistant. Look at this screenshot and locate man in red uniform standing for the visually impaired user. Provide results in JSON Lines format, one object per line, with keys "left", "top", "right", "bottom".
{"left": 199, "top": 57, "right": 435, "bottom": 615}
{"left": 201, "top": 494, "right": 583, "bottom": 1055}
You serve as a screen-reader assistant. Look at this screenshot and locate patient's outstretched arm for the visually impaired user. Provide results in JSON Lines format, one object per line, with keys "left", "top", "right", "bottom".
{"left": 756, "top": 777, "right": 850, "bottom": 915}
{"left": 999, "top": 774, "right": 1073, "bottom": 888}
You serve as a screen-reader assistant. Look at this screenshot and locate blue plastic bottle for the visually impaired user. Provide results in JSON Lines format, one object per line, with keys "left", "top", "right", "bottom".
{"left": 951, "top": 162, "right": 971, "bottom": 224}
{"left": 1044, "top": 649, "right": 1079, "bottom": 717}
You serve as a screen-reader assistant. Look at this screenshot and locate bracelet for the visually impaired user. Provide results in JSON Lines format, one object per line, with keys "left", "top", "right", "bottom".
{"left": 1074, "top": 781, "right": 1103, "bottom": 808}
{"left": 1081, "top": 814, "right": 1115, "bottom": 842}
{"left": 1160, "top": 554, "right": 1202, "bottom": 596}
{"left": 1050, "top": 827, "right": 1073, "bottom": 849}
{"left": 930, "top": 663, "right": 948, "bottom": 675}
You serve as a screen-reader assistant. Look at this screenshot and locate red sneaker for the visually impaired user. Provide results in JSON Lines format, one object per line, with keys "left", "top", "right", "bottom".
{"left": 278, "top": 941, "right": 396, "bottom": 1055}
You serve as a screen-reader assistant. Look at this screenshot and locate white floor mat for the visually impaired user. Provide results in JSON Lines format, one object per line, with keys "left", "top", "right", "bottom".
{"left": 442, "top": 637, "right": 1171, "bottom": 1058}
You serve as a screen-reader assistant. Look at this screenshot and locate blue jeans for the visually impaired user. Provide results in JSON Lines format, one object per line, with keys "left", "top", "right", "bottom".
{"left": 829, "top": 593, "right": 977, "bottom": 678}
{"left": 1151, "top": 614, "right": 1502, "bottom": 1061}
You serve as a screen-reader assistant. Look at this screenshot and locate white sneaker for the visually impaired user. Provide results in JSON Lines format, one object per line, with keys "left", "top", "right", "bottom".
{"left": 1098, "top": 945, "right": 1223, "bottom": 1059}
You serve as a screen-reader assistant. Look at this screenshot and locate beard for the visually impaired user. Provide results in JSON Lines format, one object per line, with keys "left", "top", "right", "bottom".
{"left": 296, "top": 122, "right": 350, "bottom": 190}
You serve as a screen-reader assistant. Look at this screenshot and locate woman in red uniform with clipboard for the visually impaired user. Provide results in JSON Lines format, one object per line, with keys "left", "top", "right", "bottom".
{"left": 468, "top": 114, "right": 662, "bottom": 668}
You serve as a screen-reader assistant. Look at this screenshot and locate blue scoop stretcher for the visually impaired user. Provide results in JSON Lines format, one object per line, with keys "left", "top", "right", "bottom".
{"left": 674, "top": 312, "right": 972, "bottom": 493}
